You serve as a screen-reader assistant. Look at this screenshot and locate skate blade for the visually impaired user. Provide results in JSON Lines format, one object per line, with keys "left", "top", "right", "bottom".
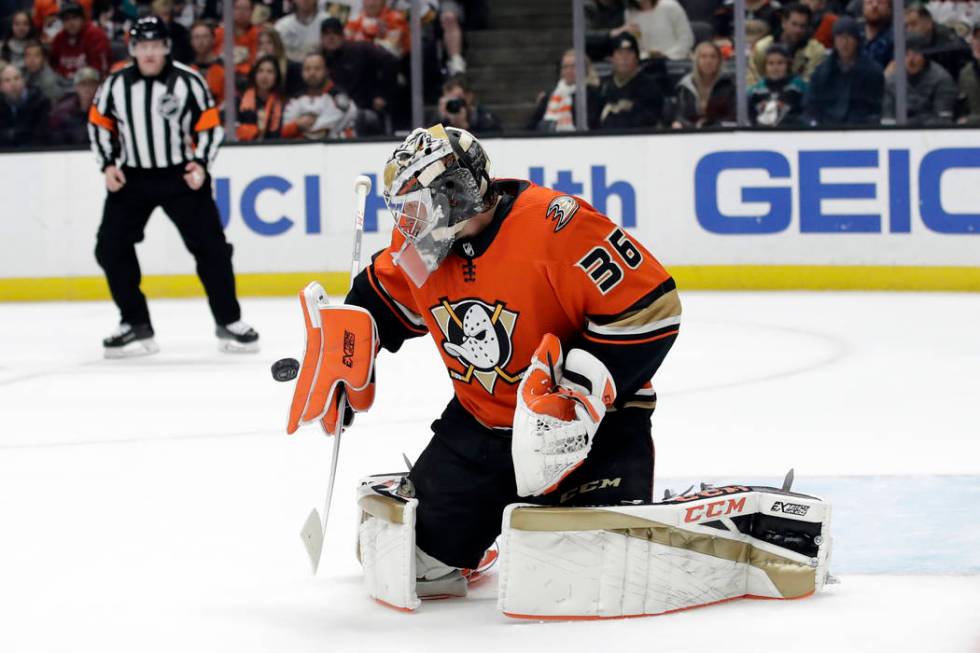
{"left": 103, "top": 339, "right": 160, "bottom": 359}
{"left": 218, "top": 339, "right": 260, "bottom": 354}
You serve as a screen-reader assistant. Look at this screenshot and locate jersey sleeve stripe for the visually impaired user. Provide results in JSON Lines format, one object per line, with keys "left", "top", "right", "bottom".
{"left": 585, "top": 287, "right": 681, "bottom": 339}
{"left": 88, "top": 104, "right": 115, "bottom": 131}
{"left": 586, "top": 278, "right": 678, "bottom": 325}
{"left": 582, "top": 327, "right": 679, "bottom": 346}
{"left": 367, "top": 265, "right": 428, "bottom": 334}
{"left": 194, "top": 106, "right": 220, "bottom": 131}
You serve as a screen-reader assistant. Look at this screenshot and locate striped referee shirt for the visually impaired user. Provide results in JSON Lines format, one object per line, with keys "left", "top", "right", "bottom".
{"left": 88, "top": 60, "right": 223, "bottom": 171}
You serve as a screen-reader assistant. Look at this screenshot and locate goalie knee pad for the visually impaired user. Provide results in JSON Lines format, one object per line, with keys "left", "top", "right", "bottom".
{"left": 497, "top": 483, "right": 832, "bottom": 619}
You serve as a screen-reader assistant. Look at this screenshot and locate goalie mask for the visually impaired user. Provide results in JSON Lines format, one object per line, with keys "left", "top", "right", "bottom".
{"left": 384, "top": 124, "right": 493, "bottom": 287}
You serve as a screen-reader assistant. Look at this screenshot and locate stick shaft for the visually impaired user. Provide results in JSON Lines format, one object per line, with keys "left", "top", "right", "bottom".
{"left": 309, "top": 175, "right": 373, "bottom": 568}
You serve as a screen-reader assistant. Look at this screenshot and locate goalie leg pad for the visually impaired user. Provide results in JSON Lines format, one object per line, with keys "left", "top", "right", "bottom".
{"left": 497, "top": 485, "right": 832, "bottom": 619}
{"left": 357, "top": 475, "right": 421, "bottom": 611}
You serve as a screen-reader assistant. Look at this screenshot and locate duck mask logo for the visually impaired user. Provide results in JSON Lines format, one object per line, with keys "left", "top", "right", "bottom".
{"left": 430, "top": 298, "right": 523, "bottom": 393}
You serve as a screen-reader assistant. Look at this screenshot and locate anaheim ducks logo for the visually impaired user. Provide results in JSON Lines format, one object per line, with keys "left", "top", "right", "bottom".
{"left": 546, "top": 195, "right": 579, "bottom": 232}
{"left": 430, "top": 298, "right": 523, "bottom": 393}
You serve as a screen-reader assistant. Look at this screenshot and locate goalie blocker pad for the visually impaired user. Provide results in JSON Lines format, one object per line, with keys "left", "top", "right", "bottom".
{"left": 356, "top": 474, "right": 421, "bottom": 611}
{"left": 498, "top": 484, "right": 832, "bottom": 620}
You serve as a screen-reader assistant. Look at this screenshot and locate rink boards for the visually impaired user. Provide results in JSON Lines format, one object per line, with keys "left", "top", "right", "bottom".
{"left": 1, "top": 128, "right": 978, "bottom": 300}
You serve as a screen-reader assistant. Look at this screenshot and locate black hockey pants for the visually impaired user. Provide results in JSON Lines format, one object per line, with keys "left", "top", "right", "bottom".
{"left": 94, "top": 166, "right": 241, "bottom": 328}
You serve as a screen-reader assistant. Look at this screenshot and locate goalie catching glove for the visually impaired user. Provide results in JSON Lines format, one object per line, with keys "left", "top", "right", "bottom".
{"left": 286, "top": 281, "right": 378, "bottom": 435}
{"left": 512, "top": 334, "right": 616, "bottom": 497}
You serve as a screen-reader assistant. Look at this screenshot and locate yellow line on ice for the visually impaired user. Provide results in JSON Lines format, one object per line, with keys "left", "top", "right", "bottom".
{"left": 0, "top": 266, "right": 978, "bottom": 302}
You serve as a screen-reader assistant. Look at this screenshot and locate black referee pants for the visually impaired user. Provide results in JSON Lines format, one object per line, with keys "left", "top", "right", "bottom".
{"left": 95, "top": 166, "right": 241, "bottom": 328}
{"left": 408, "top": 398, "right": 656, "bottom": 569}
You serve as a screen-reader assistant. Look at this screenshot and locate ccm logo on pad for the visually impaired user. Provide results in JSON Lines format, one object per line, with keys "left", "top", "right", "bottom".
{"left": 684, "top": 497, "right": 747, "bottom": 523}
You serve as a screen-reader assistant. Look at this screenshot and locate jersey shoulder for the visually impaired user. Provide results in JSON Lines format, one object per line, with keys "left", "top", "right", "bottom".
{"left": 504, "top": 180, "right": 615, "bottom": 257}
{"left": 172, "top": 61, "right": 209, "bottom": 86}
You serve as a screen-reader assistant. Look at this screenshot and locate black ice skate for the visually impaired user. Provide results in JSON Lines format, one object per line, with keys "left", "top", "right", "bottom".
{"left": 103, "top": 323, "right": 159, "bottom": 359}
{"left": 216, "top": 320, "right": 260, "bottom": 353}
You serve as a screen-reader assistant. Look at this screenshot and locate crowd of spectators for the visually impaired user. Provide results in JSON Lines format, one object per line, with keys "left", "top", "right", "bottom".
{"left": 2, "top": 0, "right": 980, "bottom": 148}
{"left": 0, "top": 0, "right": 483, "bottom": 146}
{"left": 566, "top": 0, "right": 980, "bottom": 130}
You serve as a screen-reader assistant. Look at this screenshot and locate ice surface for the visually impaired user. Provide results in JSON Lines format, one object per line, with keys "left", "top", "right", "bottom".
{"left": 0, "top": 292, "right": 978, "bottom": 652}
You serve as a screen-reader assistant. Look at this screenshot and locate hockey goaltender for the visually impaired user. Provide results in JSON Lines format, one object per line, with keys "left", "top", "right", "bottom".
{"left": 285, "top": 124, "right": 833, "bottom": 618}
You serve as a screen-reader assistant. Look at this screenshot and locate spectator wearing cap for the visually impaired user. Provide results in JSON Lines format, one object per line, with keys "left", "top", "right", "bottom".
{"left": 257, "top": 25, "right": 303, "bottom": 96}
{"left": 625, "top": 0, "right": 694, "bottom": 60}
{"left": 32, "top": 0, "right": 94, "bottom": 43}
{"left": 236, "top": 54, "right": 285, "bottom": 140}
{"left": 527, "top": 49, "right": 600, "bottom": 132}
{"left": 190, "top": 21, "right": 226, "bottom": 106}
{"left": 957, "top": 23, "right": 980, "bottom": 124}
{"left": 48, "top": 65, "right": 100, "bottom": 144}
{"left": 345, "top": 0, "right": 410, "bottom": 59}
{"left": 2, "top": 10, "right": 35, "bottom": 69}
{"left": 748, "top": 43, "right": 807, "bottom": 125}
{"left": 596, "top": 33, "right": 664, "bottom": 129}
{"left": 905, "top": 4, "right": 971, "bottom": 79}
{"left": 49, "top": 2, "right": 110, "bottom": 79}
{"left": 434, "top": 76, "right": 501, "bottom": 134}
{"left": 749, "top": 3, "right": 827, "bottom": 85}
{"left": 804, "top": 16, "right": 884, "bottom": 125}
{"left": 22, "top": 40, "right": 69, "bottom": 103}
{"left": 215, "top": 0, "right": 260, "bottom": 77}
{"left": 0, "top": 62, "right": 50, "bottom": 146}
{"left": 884, "top": 32, "right": 956, "bottom": 125}
{"left": 673, "top": 40, "right": 735, "bottom": 127}
{"left": 801, "top": 0, "right": 837, "bottom": 48}
{"left": 860, "top": 0, "right": 893, "bottom": 69}
{"left": 320, "top": 17, "right": 399, "bottom": 134}
{"left": 275, "top": 0, "right": 328, "bottom": 63}
{"left": 282, "top": 51, "right": 358, "bottom": 139}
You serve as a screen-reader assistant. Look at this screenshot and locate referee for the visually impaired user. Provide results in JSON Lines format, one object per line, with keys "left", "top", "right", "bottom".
{"left": 88, "top": 15, "right": 259, "bottom": 358}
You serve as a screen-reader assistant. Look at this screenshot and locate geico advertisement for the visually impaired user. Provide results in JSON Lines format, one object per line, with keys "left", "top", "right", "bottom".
{"left": 0, "top": 131, "right": 978, "bottom": 278}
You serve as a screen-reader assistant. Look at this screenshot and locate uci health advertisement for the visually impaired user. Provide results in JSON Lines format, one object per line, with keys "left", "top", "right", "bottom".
{"left": 0, "top": 129, "right": 978, "bottom": 298}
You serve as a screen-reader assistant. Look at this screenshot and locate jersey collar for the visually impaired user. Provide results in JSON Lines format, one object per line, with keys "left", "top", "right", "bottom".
{"left": 452, "top": 179, "right": 530, "bottom": 259}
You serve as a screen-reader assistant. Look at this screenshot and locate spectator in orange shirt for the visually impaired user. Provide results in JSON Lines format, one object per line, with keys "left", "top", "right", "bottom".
{"left": 190, "top": 21, "right": 226, "bottom": 106}
{"left": 236, "top": 54, "right": 285, "bottom": 140}
{"left": 215, "top": 0, "right": 259, "bottom": 77}
{"left": 345, "top": 0, "right": 410, "bottom": 58}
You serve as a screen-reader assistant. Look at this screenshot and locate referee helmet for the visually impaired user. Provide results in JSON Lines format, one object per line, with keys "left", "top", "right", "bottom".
{"left": 129, "top": 16, "right": 171, "bottom": 53}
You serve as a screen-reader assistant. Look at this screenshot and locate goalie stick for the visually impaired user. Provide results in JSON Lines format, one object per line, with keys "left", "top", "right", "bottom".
{"left": 299, "top": 174, "right": 373, "bottom": 573}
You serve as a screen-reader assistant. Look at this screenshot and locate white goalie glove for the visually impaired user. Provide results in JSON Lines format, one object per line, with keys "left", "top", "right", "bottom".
{"left": 512, "top": 334, "right": 616, "bottom": 497}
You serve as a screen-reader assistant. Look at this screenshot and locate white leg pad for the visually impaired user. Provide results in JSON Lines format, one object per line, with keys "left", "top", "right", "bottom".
{"left": 356, "top": 476, "right": 421, "bottom": 611}
{"left": 498, "top": 485, "right": 832, "bottom": 619}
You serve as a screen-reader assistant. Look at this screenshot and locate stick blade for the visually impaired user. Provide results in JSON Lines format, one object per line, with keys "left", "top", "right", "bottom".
{"left": 300, "top": 508, "right": 324, "bottom": 573}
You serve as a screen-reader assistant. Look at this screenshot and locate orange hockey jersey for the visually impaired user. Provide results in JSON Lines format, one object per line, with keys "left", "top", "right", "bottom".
{"left": 347, "top": 180, "right": 680, "bottom": 429}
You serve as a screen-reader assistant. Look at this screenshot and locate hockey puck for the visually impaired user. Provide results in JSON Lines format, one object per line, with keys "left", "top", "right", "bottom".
{"left": 271, "top": 357, "right": 300, "bottom": 382}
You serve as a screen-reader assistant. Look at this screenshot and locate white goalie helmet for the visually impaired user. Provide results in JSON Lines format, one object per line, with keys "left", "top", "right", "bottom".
{"left": 383, "top": 124, "right": 494, "bottom": 287}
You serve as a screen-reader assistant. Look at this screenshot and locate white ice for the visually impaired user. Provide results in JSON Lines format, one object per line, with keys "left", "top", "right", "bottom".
{"left": 1, "top": 292, "right": 978, "bottom": 653}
